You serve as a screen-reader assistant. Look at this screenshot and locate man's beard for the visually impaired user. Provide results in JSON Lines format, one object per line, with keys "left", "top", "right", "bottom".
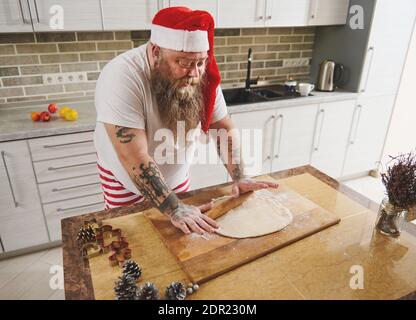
{"left": 151, "top": 66, "right": 205, "bottom": 139}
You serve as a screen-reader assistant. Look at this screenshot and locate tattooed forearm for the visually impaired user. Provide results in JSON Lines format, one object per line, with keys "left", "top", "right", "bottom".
{"left": 130, "top": 161, "right": 179, "bottom": 215}
{"left": 115, "top": 126, "right": 136, "bottom": 143}
{"left": 216, "top": 134, "right": 247, "bottom": 182}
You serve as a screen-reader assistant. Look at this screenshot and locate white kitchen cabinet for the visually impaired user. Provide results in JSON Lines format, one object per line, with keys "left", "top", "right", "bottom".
{"left": 271, "top": 104, "right": 318, "bottom": 172}
{"left": 308, "top": 0, "right": 349, "bottom": 26}
{"left": 310, "top": 100, "right": 355, "bottom": 178}
{"left": 169, "top": 0, "right": 218, "bottom": 25}
{"left": 189, "top": 132, "right": 229, "bottom": 190}
{"left": 0, "top": 0, "right": 34, "bottom": 32}
{"left": 44, "top": 194, "right": 104, "bottom": 241}
{"left": 29, "top": 0, "right": 102, "bottom": 32}
{"left": 0, "top": 140, "right": 49, "bottom": 252}
{"left": 101, "top": 0, "right": 161, "bottom": 31}
{"left": 342, "top": 95, "right": 395, "bottom": 177}
{"left": 265, "top": 0, "right": 310, "bottom": 27}
{"left": 231, "top": 109, "right": 277, "bottom": 176}
{"left": 28, "top": 131, "right": 95, "bottom": 161}
{"left": 217, "top": 0, "right": 265, "bottom": 28}
{"left": 358, "top": 0, "right": 416, "bottom": 97}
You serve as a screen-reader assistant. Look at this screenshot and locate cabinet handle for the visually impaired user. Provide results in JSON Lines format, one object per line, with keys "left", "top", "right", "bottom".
{"left": 48, "top": 161, "right": 96, "bottom": 171}
{"left": 56, "top": 201, "right": 104, "bottom": 213}
{"left": 18, "top": 0, "right": 30, "bottom": 24}
{"left": 1, "top": 151, "right": 19, "bottom": 208}
{"left": 52, "top": 182, "right": 100, "bottom": 192}
{"left": 350, "top": 105, "right": 363, "bottom": 145}
{"left": 314, "top": 109, "right": 325, "bottom": 152}
{"left": 43, "top": 139, "right": 94, "bottom": 148}
{"left": 0, "top": 235, "right": 5, "bottom": 252}
{"left": 267, "top": 15, "right": 272, "bottom": 20}
{"left": 274, "top": 114, "right": 284, "bottom": 159}
{"left": 32, "top": 0, "right": 40, "bottom": 23}
{"left": 360, "top": 46, "right": 375, "bottom": 93}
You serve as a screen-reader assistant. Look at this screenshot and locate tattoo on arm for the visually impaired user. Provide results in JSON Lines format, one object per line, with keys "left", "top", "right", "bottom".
{"left": 130, "top": 161, "right": 179, "bottom": 215}
{"left": 115, "top": 126, "right": 136, "bottom": 143}
{"left": 216, "top": 134, "right": 246, "bottom": 182}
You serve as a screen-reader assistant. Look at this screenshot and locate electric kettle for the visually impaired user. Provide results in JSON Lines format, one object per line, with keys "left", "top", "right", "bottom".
{"left": 317, "top": 59, "right": 345, "bottom": 91}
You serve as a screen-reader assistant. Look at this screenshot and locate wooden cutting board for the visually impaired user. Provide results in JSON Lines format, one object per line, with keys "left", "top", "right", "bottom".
{"left": 146, "top": 176, "right": 340, "bottom": 284}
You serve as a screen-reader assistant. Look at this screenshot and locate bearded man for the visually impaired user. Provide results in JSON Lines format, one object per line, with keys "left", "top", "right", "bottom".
{"left": 94, "top": 7, "right": 278, "bottom": 235}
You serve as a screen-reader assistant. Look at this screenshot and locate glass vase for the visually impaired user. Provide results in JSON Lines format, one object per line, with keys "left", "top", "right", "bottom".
{"left": 375, "top": 197, "right": 407, "bottom": 237}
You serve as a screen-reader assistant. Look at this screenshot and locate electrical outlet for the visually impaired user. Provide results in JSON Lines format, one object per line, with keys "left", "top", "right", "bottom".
{"left": 283, "top": 58, "right": 310, "bottom": 68}
{"left": 43, "top": 72, "right": 88, "bottom": 85}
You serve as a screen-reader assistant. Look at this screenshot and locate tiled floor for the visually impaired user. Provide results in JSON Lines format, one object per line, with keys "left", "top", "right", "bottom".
{"left": 0, "top": 175, "right": 386, "bottom": 300}
{"left": 0, "top": 246, "right": 65, "bottom": 300}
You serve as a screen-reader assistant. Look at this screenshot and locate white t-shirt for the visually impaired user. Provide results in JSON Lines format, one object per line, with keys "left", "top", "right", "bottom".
{"left": 94, "top": 43, "right": 228, "bottom": 194}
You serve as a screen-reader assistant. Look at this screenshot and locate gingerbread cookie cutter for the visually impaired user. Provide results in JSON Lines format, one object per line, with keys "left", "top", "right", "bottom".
{"left": 96, "top": 225, "right": 126, "bottom": 253}
{"left": 108, "top": 239, "right": 132, "bottom": 267}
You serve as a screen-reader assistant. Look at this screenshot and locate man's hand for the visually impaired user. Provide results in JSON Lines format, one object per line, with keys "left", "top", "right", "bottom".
{"left": 169, "top": 202, "right": 219, "bottom": 235}
{"left": 231, "top": 178, "right": 279, "bottom": 198}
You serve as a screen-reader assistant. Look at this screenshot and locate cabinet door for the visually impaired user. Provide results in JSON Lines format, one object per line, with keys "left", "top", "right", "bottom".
{"left": 271, "top": 104, "right": 318, "bottom": 172}
{"left": 310, "top": 100, "right": 355, "bottom": 178}
{"left": 29, "top": 0, "right": 102, "bottom": 32}
{"left": 308, "top": 0, "right": 349, "bottom": 26}
{"left": 342, "top": 95, "right": 395, "bottom": 177}
{"left": 169, "top": 0, "right": 218, "bottom": 25}
{"left": 231, "top": 109, "right": 276, "bottom": 176}
{"left": 0, "top": 140, "right": 49, "bottom": 252}
{"left": 359, "top": 0, "right": 416, "bottom": 97}
{"left": 101, "top": 0, "right": 159, "bottom": 31}
{"left": 0, "top": 0, "right": 34, "bottom": 32}
{"left": 189, "top": 132, "right": 229, "bottom": 191}
{"left": 44, "top": 194, "right": 104, "bottom": 241}
{"left": 265, "top": 0, "right": 310, "bottom": 27}
{"left": 217, "top": 0, "right": 265, "bottom": 28}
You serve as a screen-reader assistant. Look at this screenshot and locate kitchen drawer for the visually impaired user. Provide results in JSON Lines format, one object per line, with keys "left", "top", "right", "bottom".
{"left": 44, "top": 194, "right": 105, "bottom": 241}
{"left": 29, "top": 132, "right": 95, "bottom": 161}
{"left": 38, "top": 174, "right": 102, "bottom": 204}
{"left": 33, "top": 153, "right": 98, "bottom": 183}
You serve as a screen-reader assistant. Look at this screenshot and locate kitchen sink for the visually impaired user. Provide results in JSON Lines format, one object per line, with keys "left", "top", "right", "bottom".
{"left": 223, "top": 84, "right": 313, "bottom": 106}
{"left": 222, "top": 88, "right": 267, "bottom": 105}
{"left": 252, "top": 88, "right": 283, "bottom": 99}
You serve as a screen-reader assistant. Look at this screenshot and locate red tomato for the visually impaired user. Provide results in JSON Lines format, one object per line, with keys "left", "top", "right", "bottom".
{"left": 40, "top": 111, "right": 51, "bottom": 122}
{"left": 48, "top": 103, "right": 58, "bottom": 114}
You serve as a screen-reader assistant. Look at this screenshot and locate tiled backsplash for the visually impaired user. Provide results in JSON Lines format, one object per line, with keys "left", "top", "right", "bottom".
{"left": 0, "top": 27, "right": 315, "bottom": 107}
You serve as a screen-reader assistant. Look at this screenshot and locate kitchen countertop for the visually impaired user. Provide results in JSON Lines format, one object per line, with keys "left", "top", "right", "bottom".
{"left": 62, "top": 165, "right": 416, "bottom": 300}
{"left": 0, "top": 100, "right": 97, "bottom": 142}
{"left": 0, "top": 89, "right": 358, "bottom": 143}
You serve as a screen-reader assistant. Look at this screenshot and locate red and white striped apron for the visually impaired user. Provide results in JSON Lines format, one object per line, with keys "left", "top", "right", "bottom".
{"left": 97, "top": 163, "right": 191, "bottom": 209}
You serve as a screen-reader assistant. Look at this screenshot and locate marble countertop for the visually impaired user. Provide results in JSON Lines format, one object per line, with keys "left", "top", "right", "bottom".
{"left": 0, "top": 89, "right": 359, "bottom": 143}
{"left": 62, "top": 165, "right": 416, "bottom": 300}
{"left": 0, "top": 100, "right": 97, "bottom": 142}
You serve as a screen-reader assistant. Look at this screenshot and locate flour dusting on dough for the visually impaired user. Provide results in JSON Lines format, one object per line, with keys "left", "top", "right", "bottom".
{"left": 215, "top": 189, "right": 293, "bottom": 239}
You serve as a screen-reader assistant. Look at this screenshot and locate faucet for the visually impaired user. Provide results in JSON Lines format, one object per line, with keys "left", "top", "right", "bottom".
{"left": 245, "top": 48, "right": 259, "bottom": 92}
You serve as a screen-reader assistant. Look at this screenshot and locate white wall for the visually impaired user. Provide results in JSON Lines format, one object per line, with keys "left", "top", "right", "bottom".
{"left": 380, "top": 21, "right": 416, "bottom": 171}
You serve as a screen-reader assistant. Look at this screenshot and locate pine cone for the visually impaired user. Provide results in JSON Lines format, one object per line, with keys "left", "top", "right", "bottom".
{"left": 137, "top": 282, "right": 159, "bottom": 300}
{"left": 165, "top": 282, "right": 187, "bottom": 300}
{"left": 114, "top": 274, "right": 138, "bottom": 300}
{"left": 77, "top": 225, "right": 96, "bottom": 247}
{"left": 122, "top": 260, "right": 142, "bottom": 280}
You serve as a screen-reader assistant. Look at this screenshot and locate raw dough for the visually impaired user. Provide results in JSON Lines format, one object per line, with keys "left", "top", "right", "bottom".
{"left": 215, "top": 189, "right": 293, "bottom": 239}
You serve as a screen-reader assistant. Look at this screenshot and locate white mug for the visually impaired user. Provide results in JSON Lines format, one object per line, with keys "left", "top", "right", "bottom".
{"left": 298, "top": 83, "right": 315, "bottom": 96}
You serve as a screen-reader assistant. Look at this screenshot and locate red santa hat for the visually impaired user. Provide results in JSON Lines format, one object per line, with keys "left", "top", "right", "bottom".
{"left": 150, "top": 6, "right": 221, "bottom": 133}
